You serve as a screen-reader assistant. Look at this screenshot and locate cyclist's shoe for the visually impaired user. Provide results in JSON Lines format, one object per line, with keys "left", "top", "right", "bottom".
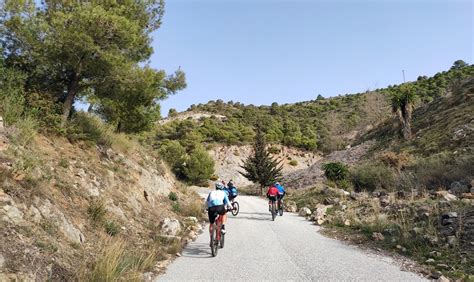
{"left": 221, "top": 228, "right": 227, "bottom": 235}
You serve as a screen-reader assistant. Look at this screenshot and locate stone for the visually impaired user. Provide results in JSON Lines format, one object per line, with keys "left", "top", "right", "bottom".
{"left": 28, "top": 206, "right": 42, "bottom": 223}
{"left": 371, "top": 232, "right": 385, "bottom": 241}
{"left": 285, "top": 201, "right": 297, "bottom": 213}
{"left": 430, "top": 251, "right": 441, "bottom": 257}
{"left": 185, "top": 217, "right": 198, "bottom": 224}
{"left": 425, "top": 258, "right": 435, "bottom": 263}
{"left": 298, "top": 207, "right": 311, "bottom": 217}
{"left": 449, "top": 181, "right": 469, "bottom": 196}
{"left": 442, "top": 212, "right": 458, "bottom": 218}
{"left": 161, "top": 218, "right": 181, "bottom": 236}
{"left": 447, "top": 236, "right": 457, "bottom": 247}
{"left": 436, "top": 276, "right": 450, "bottom": 282}
{"left": 344, "top": 219, "right": 351, "bottom": 226}
{"left": 430, "top": 271, "right": 442, "bottom": 279}
{"left": 461, "top": 193, "right": 474, "bottom": 199}
{"left": 142, "top": 272, "right": 154, "bottom": 281}
{"left": 443, "top": 193, "right": 458, "bottom": 202}
{"left": 2, "top": 205, "right": 24, "bottom": 224}
{"left": 379, "top": 197, "right": 390, "bottom": 207}
{"left": 311, "top": 204, "right": 331, "bottom": 225}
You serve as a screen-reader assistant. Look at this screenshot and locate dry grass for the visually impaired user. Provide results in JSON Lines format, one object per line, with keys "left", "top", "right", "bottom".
{"left": 86, "top": 238, "right": 156, "bottom": 282}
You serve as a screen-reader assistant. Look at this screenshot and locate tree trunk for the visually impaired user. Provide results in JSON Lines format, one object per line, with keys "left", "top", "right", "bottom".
{"left": 61, "top": 74, "right": 80, "bottom": 127}
{"left": 401, "top": 104, "right": 412, "bottom": 140}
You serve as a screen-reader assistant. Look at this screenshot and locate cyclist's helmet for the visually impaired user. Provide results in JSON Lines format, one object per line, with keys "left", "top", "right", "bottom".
{"left": 215, "top": 182, "right": 224, "bottom": 190}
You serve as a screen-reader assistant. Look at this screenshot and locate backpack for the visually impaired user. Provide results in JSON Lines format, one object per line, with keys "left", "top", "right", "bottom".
{"left": 230, "top": 187, "right": 238, "bottom": 197}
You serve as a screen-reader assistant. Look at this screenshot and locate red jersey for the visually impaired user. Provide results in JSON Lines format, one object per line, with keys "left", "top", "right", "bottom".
{"left": 267, "top": 186, "right": 279, "bottom": 197}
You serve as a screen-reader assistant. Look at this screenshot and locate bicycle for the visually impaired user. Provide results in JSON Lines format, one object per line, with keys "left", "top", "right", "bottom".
{"left": 270, "top": 197, "right": 277, "bottom": 221}
{"left": 210, "top": 208, "right": 231, "bottom": 257}
{"left": 230, "top": 198, "right": 239, "bottom": 216}
{"left": 277, "top": 197, "right": 284, "bottom": 216}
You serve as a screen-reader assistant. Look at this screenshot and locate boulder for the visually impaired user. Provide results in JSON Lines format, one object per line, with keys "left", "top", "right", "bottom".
{"left": 285, "top": 201, "right": 297, "bottom": 213}
{"left": 311, "top": 204, "right": 332, "bottom": 225}
{"left": 379, "top": 197, "right": 390, "bottom": 207}
{"left": 449, "top": 181, "right": 469, "bottom": 196}
{"left": 298, "top": 207, "right": 311, "bottom": 217}
{"left": 2, "top": 205, "right": 24, "bottom": 224}
{"left": 161, "top": 218, "right": 181, "bottom": 236}
{"left": 371, "top": 232, "right": 385, "bottom": 241}
{"left": 443, "top": 193, "right": 458, "bottom": 202}
{"left": 436, "top": 276, "right": 450, "bottom": 282}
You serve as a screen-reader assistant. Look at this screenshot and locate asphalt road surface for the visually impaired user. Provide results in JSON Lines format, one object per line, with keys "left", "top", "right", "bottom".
{"left": 158, "top": 194, "right": 424, "bottom": 281}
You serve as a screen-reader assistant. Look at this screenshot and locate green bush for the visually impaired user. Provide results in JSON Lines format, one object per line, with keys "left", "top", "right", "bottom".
{"left": 87, "top": 200, "right": 107, "bottom": 224}
{"left": 67, "top": 112, "right": 114, "bottom": 146}
{"left": 351, "top": 162, "right": 395, "bottom": 192}
{"left": 184, "top": 146, "right": 215, "bottom": 185}
{"left": 268, "top": 146, "right": 281, "bottom": 154}
{"left": 104, "top": 221, "right": 120, "bottom": 236}
{"left": 413, "top": 152, "right": 473, "bottom": 190}
{"left": 12, "top": 117, "right": 38, "bottom": 146}
{"left": 158, "top": 140, "right": 186, "bottom": 175}
{"left": 322, "top": 162, "right": 349, "bottom": 181}
{"left": 168, "top": 192, "right": 178, "bottom": 201}
{"left": 289, "top": 159, "right": 298, "bottom": 166}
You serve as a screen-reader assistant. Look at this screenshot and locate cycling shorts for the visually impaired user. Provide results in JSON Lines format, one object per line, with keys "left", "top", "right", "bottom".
{"left": 208, "top": 205, "right": 226, "bottom": 224}
{"left": 267, "top": 195, "right": 278, "bottom": 202}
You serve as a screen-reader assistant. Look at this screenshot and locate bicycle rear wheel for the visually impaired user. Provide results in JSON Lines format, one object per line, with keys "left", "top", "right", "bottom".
{"left": 271, "top": 201, "right": 276, "bottom": 221}
{"left": 220, "top": 232, "right": 225, "bottom": 248}
{"left": 211, "top": 225, "right": 218, "bottom": 257}
{"left": 278, "top": 200, "right": 284, "bottom": 216}
{"left": 231, "top": 201, "right": 239, "bottom": 216}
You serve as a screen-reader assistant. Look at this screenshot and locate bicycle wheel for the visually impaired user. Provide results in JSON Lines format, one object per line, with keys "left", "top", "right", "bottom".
{"left": 278, "top": 200, "right": 284, "bottom": 216}
{"left": 211, "top": 225, "right": 218, "bottom": 257}
{"left": 220, "top": 231, "right": 225, "bottom": 248}
{"left": 271, "top": 201, "right": 276, "bottom": 221}
{"left": 231, "top": 201, "right": 239, "bottom": 216}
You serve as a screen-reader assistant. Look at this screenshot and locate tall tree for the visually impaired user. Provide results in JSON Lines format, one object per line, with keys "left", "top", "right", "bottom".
{"left": 240, "top": 123, "right": 283, "bottom": 195}
{"left": 390, "top": 84, "right": 416, "bottom": 140}
{"left": 1, "top": 0, "right": 183, "bottom": 128}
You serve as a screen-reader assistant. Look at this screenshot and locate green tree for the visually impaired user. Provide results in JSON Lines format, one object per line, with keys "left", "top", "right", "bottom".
{"left": 184, "top": 146, "right": 215, "bottom": 185}
{"left": 390, "top": 84, "right": 416, "bottom": 140}
{"left": 240, "top": 123, "right": 283, "bottom": 195}
{"left": 168, "top": 108, "right": 178, "bottom": 118}
{"left": 158, "top": 140, "right": 187, "bottom": 176}
{"left": 1, "top": 0, "right": 184, "bottom": 128}
{"left": 316, "top": 94, "right": 324, "bottom": 100}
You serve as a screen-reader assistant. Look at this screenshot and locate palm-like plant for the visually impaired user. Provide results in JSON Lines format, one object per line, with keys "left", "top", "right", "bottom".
{"left": 391, "top": 84, "right": 417, "bottom": 140}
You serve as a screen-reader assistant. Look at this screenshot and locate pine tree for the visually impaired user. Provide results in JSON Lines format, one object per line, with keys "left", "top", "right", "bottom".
{"left": 240, "top": 123, "right": 283, "bottom": 195}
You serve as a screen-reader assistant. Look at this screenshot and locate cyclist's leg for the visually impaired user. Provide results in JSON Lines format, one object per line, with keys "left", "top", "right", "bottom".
{"left": 208, "top": 206, "right": 218, "bottom": 239}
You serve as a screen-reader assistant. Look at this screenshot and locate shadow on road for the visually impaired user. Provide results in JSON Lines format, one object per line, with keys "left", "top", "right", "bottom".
{"left": 238, "top": 211, "right": 272, "bottom": 216}
{"left": 230, "top": 215, "right": 271, "bottom": 221}
{"left": 182, "top": 243, "right": 212, "bottom": 258}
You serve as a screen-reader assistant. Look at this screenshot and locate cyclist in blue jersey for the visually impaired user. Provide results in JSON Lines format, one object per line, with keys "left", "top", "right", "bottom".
{"left": 206, "top": 182, "right": 232, "bottom": 239}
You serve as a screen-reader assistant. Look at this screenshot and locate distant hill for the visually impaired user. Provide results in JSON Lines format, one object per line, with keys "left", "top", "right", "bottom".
{"left": 158, "top": 61, "right": 473, "bottom": 153}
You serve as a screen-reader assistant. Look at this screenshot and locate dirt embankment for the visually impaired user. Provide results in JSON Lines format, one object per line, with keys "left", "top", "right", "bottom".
{"left": 0, "top": 126, "right": 202, "bottom": 280}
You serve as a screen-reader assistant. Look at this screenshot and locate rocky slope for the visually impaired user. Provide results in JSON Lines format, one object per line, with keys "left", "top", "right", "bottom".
{"left": 0, "top": 124, "right": 202, "bottom": 280}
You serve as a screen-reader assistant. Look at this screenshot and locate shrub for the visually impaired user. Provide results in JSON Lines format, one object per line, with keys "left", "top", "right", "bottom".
{"left": 87, "top": 200, "right": 107, "bottom": 224}
{"left": 413, "top": 152, "right": 473, "bottom": 190}
{"left": 104, "top": 221, "right": 120, "bottom": 236}
{"left": 168, "top": 192, "right": 178, "bottom": 201}
{"left": 289, "top": 160, "right": 298, "bottom": 166}
{"left": 183, "top": 146, "right": 215, "bottom": 185}
{"left": 158, "top": 140, "right": 187, "bottom": 175}
{"left": 322, "top": 162, "right": 349, "bottom": 181}
{"left": 67, "top": 112, "right": 114, "bottom": 146}
{"left": 351, "top": 162, "right": 395, "bottom": 192}
{"left": 268, "top": 146, "right": 280, "bottom": 154}
{"left": 378, "top": 151, "right": 412, "bottom": 171}
{"left": 12, "top": 117, "right": 38, "bottom": 146}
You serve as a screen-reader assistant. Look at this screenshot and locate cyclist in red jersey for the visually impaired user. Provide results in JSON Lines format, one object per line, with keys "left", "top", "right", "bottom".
{"left": 266, "top": 185, "right": 279, "bottom": 212}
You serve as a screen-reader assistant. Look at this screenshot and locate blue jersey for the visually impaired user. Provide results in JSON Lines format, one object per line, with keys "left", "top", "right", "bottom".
{"left": 275, "top": 184, "right": 285, "bottom": 194}
{"left": 207, "top": 190, "right": 230, "bottom": 207}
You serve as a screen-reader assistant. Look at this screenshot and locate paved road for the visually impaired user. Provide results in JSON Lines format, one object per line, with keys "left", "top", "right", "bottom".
{"left": 158, "top": 194, "right": 425, "bottom": 281}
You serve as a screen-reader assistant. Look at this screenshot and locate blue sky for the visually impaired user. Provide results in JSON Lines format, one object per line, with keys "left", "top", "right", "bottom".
{"left": 149, "top": 0, "right": 473, "bottom": 116}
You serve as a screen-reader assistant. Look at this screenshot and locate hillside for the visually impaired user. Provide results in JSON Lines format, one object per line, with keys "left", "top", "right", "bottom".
{"left": 160, "top": 62, "right": 473, "bottom": 154}
{"left": 0, "top": 121, "right": 203, "bottom": 280}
